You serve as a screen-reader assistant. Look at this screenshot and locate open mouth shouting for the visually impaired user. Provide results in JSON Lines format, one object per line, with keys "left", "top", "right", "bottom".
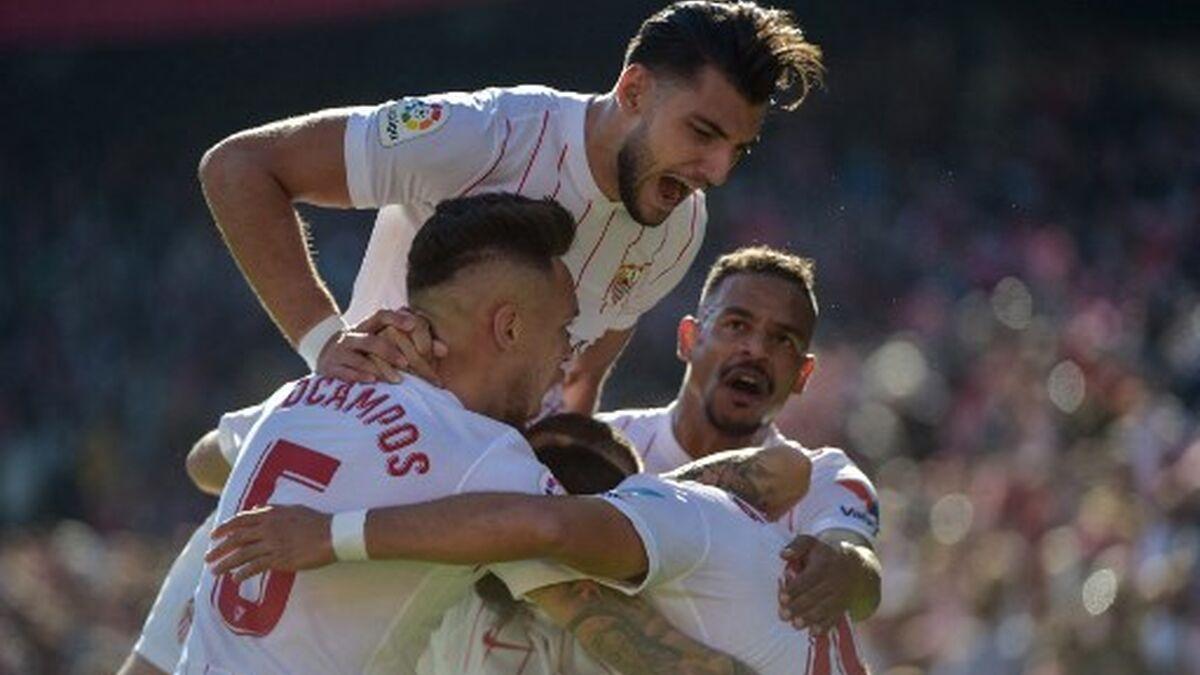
{"left": 657, "top": 174, "right": 696, "bottom": 210}
{"left": 718, "top": 363, "right": 773, "bottom": 407}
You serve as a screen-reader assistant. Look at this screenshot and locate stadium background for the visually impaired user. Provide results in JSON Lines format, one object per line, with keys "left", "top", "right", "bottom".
{"left": 3, "top": 0, "right": 1198, "bottom": 672}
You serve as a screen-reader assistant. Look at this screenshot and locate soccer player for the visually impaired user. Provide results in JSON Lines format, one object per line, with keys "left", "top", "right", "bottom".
{"left": 177, "top": 193, "right": 747, "bottom": 674}
{"left": 203, "top": 413, "right": 833, "bottom": 675}
{"left": 197, "top": 0, "right": 823, "bottom": 411}
{"left": 598, "top": 246, "right": 883, "bottom": 631}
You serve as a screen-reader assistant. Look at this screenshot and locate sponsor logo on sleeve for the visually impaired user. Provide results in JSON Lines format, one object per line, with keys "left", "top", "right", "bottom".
{"left": 837, "top": 479, "right": 880, "bottom": 536}
{"left": 605, "top": 486, "right": 667, "bottom": 501}
{"left": 379, "top": 98, "right": 448, "bottom": 147}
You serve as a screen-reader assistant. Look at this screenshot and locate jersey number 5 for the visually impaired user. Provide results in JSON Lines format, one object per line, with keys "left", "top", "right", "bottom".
{"left": 214, "top": 439, "right": 341, "bottom": 637}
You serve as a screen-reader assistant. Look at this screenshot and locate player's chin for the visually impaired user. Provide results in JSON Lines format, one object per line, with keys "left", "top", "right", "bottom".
{"left": 708, "top": 402, "right": 767, "bottom": 436}
{"left": 629, "top": 192, "right": 674, "bottom": 227}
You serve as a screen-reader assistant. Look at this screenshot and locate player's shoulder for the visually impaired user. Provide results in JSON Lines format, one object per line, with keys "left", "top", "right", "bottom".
{"left": 798, "top": 446, "right": 878, "bottom": 510}
{"left": 388, "top": 85, "right": 573, "bottom": 124}
{"left": 480, "top": 84, "right": 585, "bottom": 121}
{"left": 596, "top": 405, "right": 671, "bottom": 433}
{"left": 653, "top": 474, "right": 780, "bottom": 533}
{"left": 397, "top": 376, "right": 519, "bottom": 443}
{"left": 613, "top": 472, "right": 710, "bottom": 508}
{"left": 804, "top": 445, "right": 866, "bottom": 476}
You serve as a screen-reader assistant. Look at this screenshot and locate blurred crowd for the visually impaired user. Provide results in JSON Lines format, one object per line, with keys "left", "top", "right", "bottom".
{"left": 2, "top": 2, "right": 1197, "bottom": 673}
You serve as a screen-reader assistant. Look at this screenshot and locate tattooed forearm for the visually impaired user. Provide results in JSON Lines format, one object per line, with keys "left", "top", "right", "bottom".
{"left": 671, "top": 451, "right": 772, "bottom": 513}
{"left": 529, "top": 581, "right": 756, "bottom": 675}
{"left": 667, "top": 445, "right": 809, "bottom": 521}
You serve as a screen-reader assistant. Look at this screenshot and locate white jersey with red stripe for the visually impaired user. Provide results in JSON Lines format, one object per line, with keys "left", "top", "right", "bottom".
{"left": 176, "top": 375, "right": 571, "bottom": 675}
{"left": 597, "top": 404, "right": 881, "bottom": 543}
{"left": 341, "top": 86, "right": 707, "bottom": 354}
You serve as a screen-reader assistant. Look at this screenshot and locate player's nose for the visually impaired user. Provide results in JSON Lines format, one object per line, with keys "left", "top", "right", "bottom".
{"left": 737, "top": 328, "right": 771, "bottom": 359}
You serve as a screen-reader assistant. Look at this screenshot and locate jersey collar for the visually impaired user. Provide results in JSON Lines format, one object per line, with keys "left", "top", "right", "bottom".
{"left": 664, "top": 401, "right": 790, "bottom": 459}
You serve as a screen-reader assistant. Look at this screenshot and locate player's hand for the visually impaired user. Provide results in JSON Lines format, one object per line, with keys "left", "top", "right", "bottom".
{"left": 317, "top": 309, "right": 448, "bottom": 385}
{"left": 206, "top": 504, "right": 334, "bottom": 582}
{"left": 777, "top": 535, "right": 854, "bottom": 634}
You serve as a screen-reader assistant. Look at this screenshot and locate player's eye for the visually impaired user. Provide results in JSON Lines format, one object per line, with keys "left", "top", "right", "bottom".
{"left": 691, "top": 125, "right": 714, "bottom": 141}
{"left": 777, "top": 332, "right": 803, "bottom": 354}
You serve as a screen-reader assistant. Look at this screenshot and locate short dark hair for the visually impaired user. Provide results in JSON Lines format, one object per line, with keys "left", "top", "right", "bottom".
{"left": 624, "top": 1, "right": 824, "bottom": 110}
{"left": 527, "top": 413, "right": 643, "bottom": 493}
{"left": 407, "top": 193, "right": 576, "bottom": 294}
{"left": 700, "top": 245, "right": 818, "bottom": 315}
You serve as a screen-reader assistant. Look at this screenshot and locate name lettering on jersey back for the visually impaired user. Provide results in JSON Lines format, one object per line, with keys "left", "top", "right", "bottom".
{"left": 281, "top": 377, "right": 430, "bottom": 478}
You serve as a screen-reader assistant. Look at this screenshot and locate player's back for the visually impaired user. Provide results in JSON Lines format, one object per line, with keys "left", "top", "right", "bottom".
{"left": 178, "top": 374, "right": 533, "bottom": 675}
{"left": 603, "top": 474, "right": 820, "bottom": 675}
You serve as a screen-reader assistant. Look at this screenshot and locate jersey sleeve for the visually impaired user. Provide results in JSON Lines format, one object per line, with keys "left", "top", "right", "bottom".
{"left": 786, "top": 448, "right": 880, "bottom": 543}
{"left": 454, "top": 428, "right": 562, "bottom": 496}
{"left": 612, "top": 193, "right": 707, "bottom": 329}
{"left": 343, "top": 90, "right": 506, "bottom": 208}
{"left": 216, "top": 403, "right": 267, "bottom": 465}
{"left": 595, "top": 475, "right": 710, "bottom": 594}
{"left": 456, "top": 429, "right": 585, "bottom": 598}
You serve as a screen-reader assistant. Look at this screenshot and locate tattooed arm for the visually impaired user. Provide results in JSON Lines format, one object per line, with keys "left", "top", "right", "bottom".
{"left": 529, "top": 580, "right": 757, "bottom": 675}
{"left": 665, "top": 444, "right": 811, "bottom": 521}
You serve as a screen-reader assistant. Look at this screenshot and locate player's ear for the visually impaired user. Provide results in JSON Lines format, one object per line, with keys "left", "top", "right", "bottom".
{"left": 791, "top": 354, "right": 816, "bottom": 395}
{"left": 492, "top": 302, "right": 521, "bottom": 352}
{"left": 616, "top": 63, "right": 651, "bottom": 115}
{"left": 677, "top": 315, "right": 699, "bottom": 362}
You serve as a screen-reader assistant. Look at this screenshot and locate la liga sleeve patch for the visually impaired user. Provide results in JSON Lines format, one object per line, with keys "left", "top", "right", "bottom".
{"left": 378, "top": 98, "right": 449, "bottom": 147}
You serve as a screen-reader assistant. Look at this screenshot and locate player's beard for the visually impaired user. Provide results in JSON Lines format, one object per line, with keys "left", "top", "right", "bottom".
{"left": 615, "top": 123, "right": 664, "bottom": 227}
{"left": 702, "top": 398, "right": 765, "bottom": 438}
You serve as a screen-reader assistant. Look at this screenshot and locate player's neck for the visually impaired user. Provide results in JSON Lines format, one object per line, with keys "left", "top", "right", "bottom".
{"left": 584, "top": 93, "right": 624, "bottom": 202}
{"left": 433, "top": 358, "right": 514, "bottom": 424}
{"left": 670, "top": 396, "right": 769, "bottom": 460}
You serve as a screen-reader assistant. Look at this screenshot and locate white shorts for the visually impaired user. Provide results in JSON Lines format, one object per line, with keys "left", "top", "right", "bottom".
{"left": 133, "top": 513, "right": 216, "bottom": 672}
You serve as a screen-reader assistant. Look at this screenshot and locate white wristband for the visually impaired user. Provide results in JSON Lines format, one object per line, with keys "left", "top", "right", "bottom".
{"left": 330, "top": 509, "right": 369, "bottom": 561}
{"left": 298, "top": 314, "right": 348, "bottom": 372}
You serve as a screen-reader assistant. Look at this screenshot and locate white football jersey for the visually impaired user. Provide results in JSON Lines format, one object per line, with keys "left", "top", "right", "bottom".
{"left": 419, "top": 406, "right": 879, "bottom": 675}
{"left": 133, "top": 406, "right": 273, "bottom": 671}
{"left": 177, "top": 375, "right": 571, "bottom": 675}
{"left": 597, "top": 404, "right": 881, "bottom": 543}
{"left": 597, "top": 474, "right": 871, "bottom": 675}
{"left": 342, "top": 86, "right": 708, "bottom": 354}
{"left": 422, "top": 475, "right": 872, "bottom": 675}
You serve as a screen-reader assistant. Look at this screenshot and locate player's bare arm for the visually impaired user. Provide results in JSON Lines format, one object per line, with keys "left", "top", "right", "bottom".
{"left": 666, "top": 444, "right": 811, "bottom": 520}
{"left": 529, "top": 580, "right": 757, "bottom": 675}
{"left": 184, "top": 430, "right": 229, "bottom": 497}
{"left": 561, "top": 327, "right": 634, "bottom": 414}
{"left": 206, "top": 492, "right": 647, "bottom": 583}
{"left": 779, "top": 529, "right": 882, "bottom": 631}
{"left": 199, "top": 110, "right": 410, "bottom": 382}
